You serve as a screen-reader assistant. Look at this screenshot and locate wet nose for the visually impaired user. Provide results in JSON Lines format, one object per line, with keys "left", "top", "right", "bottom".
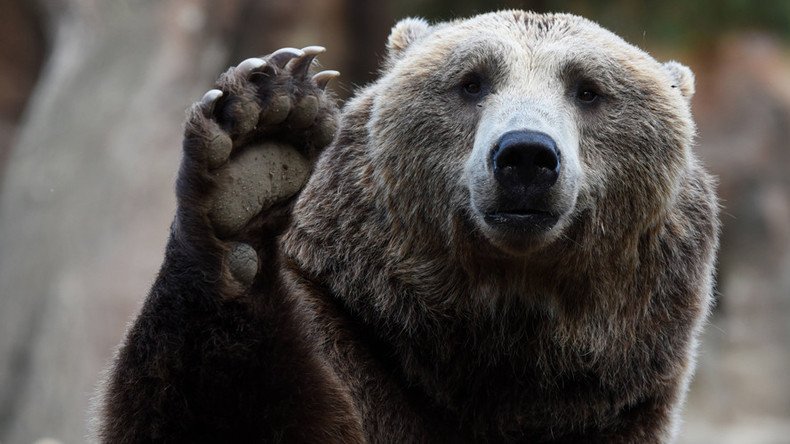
{"left": 492, "top": 130, "right": 560, "bottom": 193}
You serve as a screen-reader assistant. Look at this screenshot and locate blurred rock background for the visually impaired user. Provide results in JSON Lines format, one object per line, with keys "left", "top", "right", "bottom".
{"left": 0, "top": 0, "right": 787, "bottom": 442}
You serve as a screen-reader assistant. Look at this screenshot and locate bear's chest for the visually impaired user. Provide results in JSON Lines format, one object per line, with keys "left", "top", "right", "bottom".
{"left": 309, "top": 291, "right": 657, "bottom": 440}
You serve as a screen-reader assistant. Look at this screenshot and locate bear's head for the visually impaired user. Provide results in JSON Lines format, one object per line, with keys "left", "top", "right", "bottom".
{"left": 368, "top": 11, "right": 694, "bottom": 255}
{"left": 286, "top": 11, "right": 706, "bottom": 311}
{"left": 365, "top": 11, "right": 697, "bottom": 257}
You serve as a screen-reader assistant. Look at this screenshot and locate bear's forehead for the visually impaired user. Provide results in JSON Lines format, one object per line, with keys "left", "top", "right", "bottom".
{"left": 407, "top": 11, "right": 658, "bottom": 81}
{"left": 430, "top": 11, "right": 637, "bottom": 59}
{"left": 440, "top": 12, "right": 583, "bottom": 38}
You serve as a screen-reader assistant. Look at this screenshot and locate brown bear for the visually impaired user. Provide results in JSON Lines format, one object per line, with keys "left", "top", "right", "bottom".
{"left": 98, "top": 11, "right": 719, "bottom": 443}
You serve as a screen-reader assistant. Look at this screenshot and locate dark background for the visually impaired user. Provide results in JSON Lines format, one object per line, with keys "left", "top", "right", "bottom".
{"left": 0, "top": 0, "right": 788, "bottom": 442}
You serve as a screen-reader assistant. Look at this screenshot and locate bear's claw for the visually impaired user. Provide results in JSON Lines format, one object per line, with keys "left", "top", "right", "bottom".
{"left": 200, "top": 89, "right": 223, "bottom": 116}
{"left": 287, "top": 46, "right": 326, "bottom": 79}
{"left": 235, "top": 57, "right": 267, "bottom": 78}
{"left": 312, "top": 70, "right": 340, "bottom": 90}
{"left": 269, "top": 47, "right": 304, "bottom": 68}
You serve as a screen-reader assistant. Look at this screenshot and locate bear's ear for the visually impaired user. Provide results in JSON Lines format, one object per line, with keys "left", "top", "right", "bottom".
{"left": 663, "top": 61, "right": 695, "bottom": 100}
{"left": 386, "top": 17, "right": 432, "bottom": 63}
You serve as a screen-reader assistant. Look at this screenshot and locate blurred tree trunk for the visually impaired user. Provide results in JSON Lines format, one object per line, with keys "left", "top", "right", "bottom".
{"left": 0, "top": 0, "right": 241, "bottom": 441}
{"left": 0, "top": 0, "right": 47, "bottom": 175}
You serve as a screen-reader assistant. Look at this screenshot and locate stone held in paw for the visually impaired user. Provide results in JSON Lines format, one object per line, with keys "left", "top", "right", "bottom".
{"left": 209, "top": 142, "right": 311, "bottom": 237}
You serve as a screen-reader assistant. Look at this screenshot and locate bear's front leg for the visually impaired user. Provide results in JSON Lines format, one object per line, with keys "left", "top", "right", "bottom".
{"left": 98, "top": 48, "right": 362, "bottom": 443}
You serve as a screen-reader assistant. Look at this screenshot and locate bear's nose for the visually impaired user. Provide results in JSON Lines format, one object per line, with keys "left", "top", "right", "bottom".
{"left": 492, "top": 130, "right": 560, "bottom": 192}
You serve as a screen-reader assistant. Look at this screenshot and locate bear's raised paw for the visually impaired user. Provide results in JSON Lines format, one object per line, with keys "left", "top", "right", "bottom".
{"left": 176, "top": 46, "right": 339, "bottom": 289}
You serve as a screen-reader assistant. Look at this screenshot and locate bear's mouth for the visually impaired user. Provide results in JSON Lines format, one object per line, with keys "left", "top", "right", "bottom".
{"left": 483, "top": 209, "right": 559, "bottom": 231}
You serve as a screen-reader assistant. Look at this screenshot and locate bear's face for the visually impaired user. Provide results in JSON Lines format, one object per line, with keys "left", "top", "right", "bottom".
{"left": 368, "top": 12, "right": 695, "bottom": 256}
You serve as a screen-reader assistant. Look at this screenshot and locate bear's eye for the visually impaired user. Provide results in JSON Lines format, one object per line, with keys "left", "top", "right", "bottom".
{"left": 575, "top": 83, "right": 601, "bottom": 105}
{"left": 463, "top": 81, "right": 481, "bottom": 95}
{"left": 577, "top": 89, "right": 597, "bottom": 102}
{"left": 459, "top": 72, "right": 487, "bottom": 101}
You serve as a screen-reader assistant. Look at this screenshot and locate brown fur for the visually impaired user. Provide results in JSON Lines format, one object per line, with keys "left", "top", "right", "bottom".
{"left": 100, "top": 11, "right": 718, "bottom": 443}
